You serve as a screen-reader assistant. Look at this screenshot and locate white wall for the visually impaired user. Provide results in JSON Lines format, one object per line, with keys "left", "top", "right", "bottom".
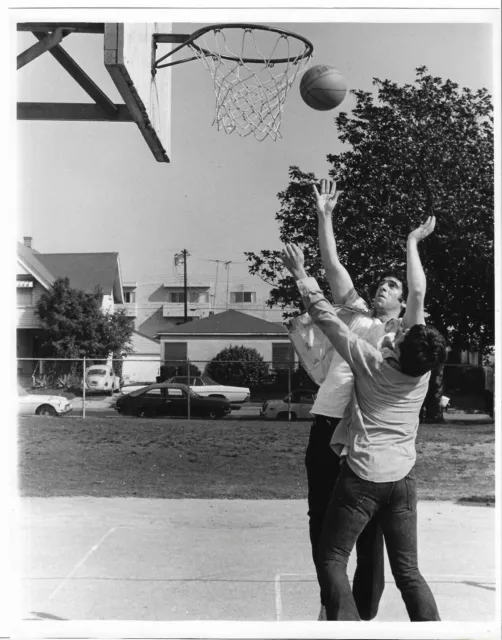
{"left": 101, "top": 294, "right": 114, "bottom": 313}
{"left": 122, "top": 355, "right": 161, "bottom": 384}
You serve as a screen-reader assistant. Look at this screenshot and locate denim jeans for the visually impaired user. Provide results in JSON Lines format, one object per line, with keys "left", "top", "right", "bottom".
{"left": 318, "top": 461, "right": 441, "bottom": 621}
{"left": 305, "top": 415, "right": 385, "bottom": 619}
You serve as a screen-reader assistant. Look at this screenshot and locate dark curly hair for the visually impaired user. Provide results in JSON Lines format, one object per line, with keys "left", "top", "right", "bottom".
{"left": 399, "top": 324, "right": 447, "bottom": 377}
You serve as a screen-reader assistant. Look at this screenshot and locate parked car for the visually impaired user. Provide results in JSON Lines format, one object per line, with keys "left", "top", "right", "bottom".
{"left": 83, "top": 365, "right": 121, "bottom": 395}
{"left": 18, "top": 386, "right": 72, "bottom": 417}
{"left": 167, "top": 376, "right": 250, "bottom": 408}
{"left": 261, "top": 389, "right": 317, "bottom": 421}
{"left": 115, "top": 382, "right": 231, "bottom": 419}
{"left": 119, "top": 384, "right": 150, "bottom": 395}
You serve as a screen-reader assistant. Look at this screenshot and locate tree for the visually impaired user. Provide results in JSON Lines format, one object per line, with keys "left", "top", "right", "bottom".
{"left": 246, "top": 67, "right": 494, "bottom": 421}
{"left": 205, "top": 345, "right": 269, "bottom": 387}
{"left": 36, "top": 277, "right": 133, "bottom": 377}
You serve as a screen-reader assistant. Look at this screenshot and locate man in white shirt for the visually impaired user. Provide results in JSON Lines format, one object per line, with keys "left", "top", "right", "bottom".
{"left": 281, "top": 216, "right": 446, "bottom": 621}
{"left": 288, "top": 179, "right": 408, "bottom": 620}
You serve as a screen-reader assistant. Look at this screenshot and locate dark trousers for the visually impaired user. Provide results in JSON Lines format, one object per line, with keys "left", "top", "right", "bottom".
{"left": 305, "top": 415, "right": 385, "bottom": 620}
{"left": 318, "top": 462, "right": 441, "bottom": 621}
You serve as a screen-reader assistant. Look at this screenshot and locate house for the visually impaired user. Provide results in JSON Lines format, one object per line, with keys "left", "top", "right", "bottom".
{"left": 16, "top": 237, "right": 125, "bottom": 375}
{"left": 123, "top": 280, "right": 213, "bottom": 337}
{"left": 121, "top": 331, "right": 162, "bottom": 385}
{"left": 122, "top": 265, "right": 289, "bottom": 340}
{"left": 156, "top": 309, "right": 295, "bottom": 372}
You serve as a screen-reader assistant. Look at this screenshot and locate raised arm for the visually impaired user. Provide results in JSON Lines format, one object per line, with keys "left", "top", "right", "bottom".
{"left": 313, "top": 179, "right": 355, "bottom": 304}
{"left": 403, "top": 216, "right": 436, "bottom": 328}
{"left": 281, "top": 244, "right": 378, "bottom": 375}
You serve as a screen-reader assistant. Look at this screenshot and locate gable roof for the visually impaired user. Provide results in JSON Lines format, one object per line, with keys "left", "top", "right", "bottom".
{"left": 156, "top": 309, "right": 288, "bottom": 336}
{"left": 17, "top": 242, "right": 55, "bottom": 290}
{"left": 35, "top": 252, "right": 123, "bottom": 302}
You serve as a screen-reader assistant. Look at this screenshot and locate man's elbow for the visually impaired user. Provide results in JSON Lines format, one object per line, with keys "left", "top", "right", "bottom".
{"left": 407, "top": 290, "right": 426, "bottom": 303}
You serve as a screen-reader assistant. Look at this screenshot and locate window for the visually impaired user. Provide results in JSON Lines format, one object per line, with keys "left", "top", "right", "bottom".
{"left": 272, "top": 343, "right": 295, "bottom": 370}
{"left": 169, "top": 291, "right": 207, "bottom": 303}
{"left": 144, "top": 388, "right": 163, "bottom": 397}
{"left": 164, "top": 342, "right": 188, "bottom": 362}
{"left": 124, "top": 291, "right": 136, "bottom": 303}
{"left": 16, "top": 288, "right": 33, "bottom": 307}
{"left": 167, "top": 388, "right": 184, "bottom": 397}
{"left": 16, "top": 280, "right": 34, "bottom": 306}
{"left": 230, "top": 291, "right": 256, "bottom": 303}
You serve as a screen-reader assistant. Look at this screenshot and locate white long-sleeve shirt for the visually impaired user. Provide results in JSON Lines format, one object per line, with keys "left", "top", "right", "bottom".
{"left": 293, "top": 276, "right": 428, "bottom": 483}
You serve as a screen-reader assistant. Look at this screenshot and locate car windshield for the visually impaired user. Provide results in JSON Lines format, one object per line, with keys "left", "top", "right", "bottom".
{"left": 88, "top": 369, "right": 107, "bottom": 376}
{"left": 201, "top": 377, "right": 218, "bottom": 385}
{"left": 18, "top": 386, "right": 28, "bottom": 396}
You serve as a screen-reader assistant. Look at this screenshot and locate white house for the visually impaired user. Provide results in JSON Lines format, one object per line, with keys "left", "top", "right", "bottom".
{"left": 16, "top": 238, "right": 125, "bottom": 375}
{"left": 156, "top": 309, "right": 295, "bottom": 372}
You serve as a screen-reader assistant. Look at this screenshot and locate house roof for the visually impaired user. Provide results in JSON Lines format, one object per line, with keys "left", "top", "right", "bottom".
{"left": 35, "top": 252, "right": 123, "bottom": 302}
{"left": 17, "top": 242, "right": 55, "bottom": 290}
{"left": 156, "top": 309, "right": 288, "bottom": 336}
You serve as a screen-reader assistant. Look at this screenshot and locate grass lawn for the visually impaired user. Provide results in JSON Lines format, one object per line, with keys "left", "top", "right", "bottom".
{"left": 18, "top": 416, "right": 495, "bottom": 503}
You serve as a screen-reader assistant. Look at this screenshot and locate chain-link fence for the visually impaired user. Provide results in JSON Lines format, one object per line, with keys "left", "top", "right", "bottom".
{"left": 16, "top": 357, "right": 493, "bottom": 420}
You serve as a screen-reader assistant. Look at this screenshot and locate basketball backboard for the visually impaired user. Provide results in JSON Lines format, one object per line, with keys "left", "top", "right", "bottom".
{"left": 104, "top": 23, "right": 172, "bottom": 163}
{"left": 17, "top": 22, "right": 173, "bottom": 163}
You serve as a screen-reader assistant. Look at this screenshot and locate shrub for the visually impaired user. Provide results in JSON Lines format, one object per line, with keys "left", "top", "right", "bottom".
{"left": 205, "top": 345, "right": 269, "bottom": 387}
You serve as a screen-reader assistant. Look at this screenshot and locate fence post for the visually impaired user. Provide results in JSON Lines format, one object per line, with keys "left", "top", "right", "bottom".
{"left": 187, "top": 359, "right": 191, "bottom": 420}
{"left": 82, "top": 357, "right": 86, "bottom": 419}
{"left": 287, "top": 363, "right": 292, "bottom": 422}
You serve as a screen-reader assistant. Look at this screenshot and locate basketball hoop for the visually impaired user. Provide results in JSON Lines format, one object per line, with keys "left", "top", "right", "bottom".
{"left": 153, "top": 24, "right": 314, "bottom": 141}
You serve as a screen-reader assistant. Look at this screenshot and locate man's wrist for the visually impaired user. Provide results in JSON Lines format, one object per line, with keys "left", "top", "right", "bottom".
{"left": 293, "top": 269, "right": 308, "bottom": 281}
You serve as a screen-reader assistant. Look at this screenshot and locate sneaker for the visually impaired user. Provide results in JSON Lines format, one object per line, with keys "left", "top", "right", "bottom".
{"left": 318, "top": 604, "right": 327, "bottom": 621}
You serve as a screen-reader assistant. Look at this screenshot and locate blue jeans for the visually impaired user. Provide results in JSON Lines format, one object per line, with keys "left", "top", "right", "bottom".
{"left": 305, "top": 416, "right": 385, "bottom": 619}
{"left": 318, "top": 461, "right": 440, "bottom": 621}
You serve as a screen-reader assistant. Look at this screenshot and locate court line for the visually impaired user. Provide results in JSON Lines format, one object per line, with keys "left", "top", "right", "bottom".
{"left": 277, "top": 571, "right": 495, "bottom": 581}
{"left": 47, "top": 526, "right": 117, "bottom": 602}
{"left": 274, "top": 570, "right": 495, "bottom": 620}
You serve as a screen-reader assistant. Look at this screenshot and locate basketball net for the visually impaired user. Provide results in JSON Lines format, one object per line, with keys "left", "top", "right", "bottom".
{"left": 188, "top": 27, "right": 312, "bottom": 141}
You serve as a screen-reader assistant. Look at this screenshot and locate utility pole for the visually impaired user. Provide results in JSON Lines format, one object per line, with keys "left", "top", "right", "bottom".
{"left": 174, "top": 250, "right": 190, "bottom": 323}
{"left": 183, "top": 249, "right": 188, "bottom": 323}
{"left": 224, "top": 261, "right": 232, "bottom": 310}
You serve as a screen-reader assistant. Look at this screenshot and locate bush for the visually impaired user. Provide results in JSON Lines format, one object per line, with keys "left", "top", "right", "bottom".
{"left": 158, "top": 361, "right": 201, "bottom": 382}
{"left": 205, "top": 345, "right": 269, "bottom": 387}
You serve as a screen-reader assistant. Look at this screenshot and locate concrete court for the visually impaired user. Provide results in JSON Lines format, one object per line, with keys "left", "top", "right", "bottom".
{"left": 20, "top": 497, "right": 496, "bottom": 623}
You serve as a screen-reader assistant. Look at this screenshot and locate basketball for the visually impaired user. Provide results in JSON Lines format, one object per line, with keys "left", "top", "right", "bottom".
{"left": 299, "top": 65, "right": 347, "bottom": 111}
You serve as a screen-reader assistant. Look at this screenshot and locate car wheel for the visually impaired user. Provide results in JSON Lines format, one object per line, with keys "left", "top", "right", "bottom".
{"left": 209, "top": 394, "right": 226, "bottom": 400}
{"left": 36, "top": 404, "right": 57, "bottom": 417}
{"left": 277, "top": 411, "right": 297, "bottom": 421}
{"left": 208, "top": 410, "right": 223, "bottom": 420}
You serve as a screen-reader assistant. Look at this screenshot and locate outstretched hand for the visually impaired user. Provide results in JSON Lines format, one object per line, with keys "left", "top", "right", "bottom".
{"left": 408, "top": 216, "right": 436, "bottom": 242}
{"left": 281, "top": 244, "right": 307, "bottom": 281}
{"left": 313, "top": 179, "right": 341, "bottom": 220}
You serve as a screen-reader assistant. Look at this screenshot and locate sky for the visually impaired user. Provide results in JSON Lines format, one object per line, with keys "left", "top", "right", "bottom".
{"left": 14, "top": 10, "right": 496, "bottom": 296}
